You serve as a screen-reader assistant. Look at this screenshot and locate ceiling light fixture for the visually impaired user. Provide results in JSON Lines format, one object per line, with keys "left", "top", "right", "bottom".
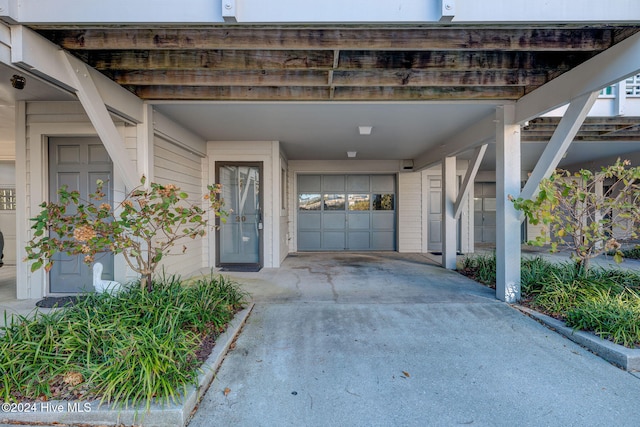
{"left": 358, "top": 126, "right": 372, "bottom": 135}
{"left": 347, "top": 151, "right": 357, "bottom": 158}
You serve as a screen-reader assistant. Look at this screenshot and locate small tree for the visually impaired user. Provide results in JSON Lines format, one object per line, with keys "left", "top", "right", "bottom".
{"left": 513, "top": 159, "right": 640, "bottom": 273}
{"left": 25, "top": 176, "right": 225, "bottom": 291}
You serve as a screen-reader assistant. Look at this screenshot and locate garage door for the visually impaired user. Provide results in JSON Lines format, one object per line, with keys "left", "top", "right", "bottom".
{"left": 297, "top": 174, "right": 396, "bottom": 251}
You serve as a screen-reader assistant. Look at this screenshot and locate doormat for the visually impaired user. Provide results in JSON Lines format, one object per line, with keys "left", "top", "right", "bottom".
{"left": 36, "top": 296, "right": 85, "bottom": 308}
{"left": 219, "top": 266, "right": 262, "bottom": 272}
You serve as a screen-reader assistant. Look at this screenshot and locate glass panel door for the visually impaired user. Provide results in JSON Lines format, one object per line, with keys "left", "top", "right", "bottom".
{"left": 217, "top": 163, "right": 262, "bottom": 265}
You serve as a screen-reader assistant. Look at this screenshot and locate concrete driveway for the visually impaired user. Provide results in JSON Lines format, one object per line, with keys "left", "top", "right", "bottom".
{"left": 189, "top": 252, "right": 640, "bottom": 427}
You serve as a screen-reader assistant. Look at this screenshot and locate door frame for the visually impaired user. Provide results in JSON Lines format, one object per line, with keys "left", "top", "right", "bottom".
{"left": 215, "top": 161, "right": 264, "bottom": 268}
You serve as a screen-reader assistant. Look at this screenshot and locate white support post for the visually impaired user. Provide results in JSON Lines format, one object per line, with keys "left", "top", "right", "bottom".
{"left": 136, "top": 104, "right": 155, "bottom": 184}
{"left": 614, "top": 81, "right": 626, "bottom": 116}
{"left": 61, "top": 52, "right": 139, "bottom": 190}
{"left": 496, "top": 105, "right": 521, "bottom": 302}
{"left": 519, "top": 91, "right": 599, "bottom": 202}
{"left": 442, "top": 156, "right": 457, "bottom": 269}
{"left": 454, "top": 144, "right": 487, "bottom": 219}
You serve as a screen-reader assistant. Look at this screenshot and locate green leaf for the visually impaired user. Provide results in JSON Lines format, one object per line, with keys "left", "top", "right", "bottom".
{"left": 31, "top": 261, "right": 42, "bottom": 272}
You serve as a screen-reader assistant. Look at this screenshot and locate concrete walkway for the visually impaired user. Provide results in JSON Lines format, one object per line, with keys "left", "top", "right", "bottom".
{"left": 188, "top": 252, "right": 640, "bottom": 427}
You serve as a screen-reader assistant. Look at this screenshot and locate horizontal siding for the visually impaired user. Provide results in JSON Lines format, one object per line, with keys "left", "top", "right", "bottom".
{"left": 398, "top": 172, "right": 423, "bottom": 252}
{"left": 154, "top": 135, "right": 205, "bottom": 277}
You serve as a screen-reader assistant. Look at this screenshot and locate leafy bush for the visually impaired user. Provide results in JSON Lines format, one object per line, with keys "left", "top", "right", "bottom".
{"left": 512, "top": 159, "right": 640, "bottom": 273}
{"left": 566, "top": 290, "right": 640, "bottom": 348}
{"left": 459, "top": 253, "right": 640, "bottom": 348}
{"left": 0, "top": 274, "right": 246, "bottom": 408}
{"left": 25, "top": 177, "right": 226, "bottom": 291}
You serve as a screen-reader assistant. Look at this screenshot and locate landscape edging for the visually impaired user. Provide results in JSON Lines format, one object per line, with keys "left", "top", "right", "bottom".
{"left": 514, "top": 304, "right": 640, "bottom": 371}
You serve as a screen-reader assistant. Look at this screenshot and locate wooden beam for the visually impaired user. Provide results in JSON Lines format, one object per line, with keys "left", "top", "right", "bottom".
{"left": 113, "top": 68, "right": 547, "bottom": 87}
{"left": 114, "top": 69, "right": 330, "bottom": 86}
{"left": 338, "top": 50, "right": 592, "bottom": 71}
{"left": 83, "top": 49, "right": 594, "bottom": 72}
{"left": 37, "top": 27, "right": 616, "bottom": 51}
{"left": 86, "top": 49, "right": 336, "bottom": 70}
{"left": 332, "top": 69, "right": 548, "bottom": 87}
{"left": 332, "top": 86, "right": 523, "bottom": 100}
{"left": 132, "top": 84, "right": 524, "bottom": 101}
{"left": 133, "top": 85, "right": 331, "bottom": 100}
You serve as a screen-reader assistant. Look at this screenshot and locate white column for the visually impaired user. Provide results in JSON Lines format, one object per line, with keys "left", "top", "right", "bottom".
{"left": 442, "top": 156, "right": 457, "bottom": 269}
{"left": 495, "top": 105, "right": 521, "bottom": 302}
{"left": 136, "top": 104, "right": 155, "bottom": 184}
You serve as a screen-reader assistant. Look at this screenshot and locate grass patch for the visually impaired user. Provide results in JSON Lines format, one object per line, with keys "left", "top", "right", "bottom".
{"left": 459, "top": 253, "right": 640, "bottom": 348}
{"left": 0, "top": 272, "right": 246, "bottom": 409}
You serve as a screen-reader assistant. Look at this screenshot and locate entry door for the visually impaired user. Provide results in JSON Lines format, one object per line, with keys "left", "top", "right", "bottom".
{"left": 216, "top": 163, "right": 262, "bottom": 266}
{"left": 474, "top": 182, "right": 497, "bottom": 243}
{"left": 48, "top": 137, "right": 114, "bottom": 293}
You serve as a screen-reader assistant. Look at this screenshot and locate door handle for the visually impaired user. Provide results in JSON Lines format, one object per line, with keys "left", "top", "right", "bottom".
{"left": 242, "top": 215, "right": 246, "bottom": 222}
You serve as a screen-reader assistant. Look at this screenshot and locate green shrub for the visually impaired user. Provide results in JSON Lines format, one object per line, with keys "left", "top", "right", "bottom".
{"left": 566, "top": 289, "right": 640, "bottom": 348}
{"left": 459, "top": 253, "right": 640, "bottom": 348}
{"left": 0, "top": 273, "right": 246, "bottom": 409}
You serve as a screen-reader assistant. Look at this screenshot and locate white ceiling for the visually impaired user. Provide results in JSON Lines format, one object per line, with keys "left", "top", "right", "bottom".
{"left": 154, "top": 102, "right": 498, "bottom": 161}
{"left": 155, "top": 101, "right": 640, "bottom": 172}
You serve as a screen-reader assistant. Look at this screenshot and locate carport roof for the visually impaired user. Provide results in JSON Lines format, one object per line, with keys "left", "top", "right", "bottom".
{"left": 32, "top": 25, "right": 640, "bottom": 103}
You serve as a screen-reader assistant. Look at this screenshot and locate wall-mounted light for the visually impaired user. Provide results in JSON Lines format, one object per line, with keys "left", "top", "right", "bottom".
{"left": 347, "top": 151, "right": 357, "bottom": 158}
{"left": 11, "top": 74, "right": 26, "bottom": 90}
{"left": 358, "top": 126, "right": 372, "bottom": 135}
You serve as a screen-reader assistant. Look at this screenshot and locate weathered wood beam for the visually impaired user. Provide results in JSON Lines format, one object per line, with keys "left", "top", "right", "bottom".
{"left": 338, "top": 50, "right": 593, "bottom": 71}
{"left": 37, "top": 27, "right": 617, "bottom": 51}
{"left": 531, "top": 116, "right": 640, "bottom": 125}
{"left": 132, "top": 85, "right": 523, "bottom": 100}
{"left": 85, "top": 49, "right": 594, "bottom": 72}
{"left": 112, "top": 68, "right": 547, "bottom": 87}
{"left": 332, "top": 86, "right": 523, "bottom": 100}
{"left": 132, "top": 85, "right": 331, "bottom": 100}
{"left": 331, "top": 69, "right": 548, "bottom": 86}
{"left": 113, "top": 69, "right": 330, "bottom": 86}
{"left": 86, "top": 50, "right": 336, "bottom": 70}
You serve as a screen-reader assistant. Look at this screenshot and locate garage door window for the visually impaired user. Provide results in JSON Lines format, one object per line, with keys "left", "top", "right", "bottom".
{"left": 348, "top": 194, "right": 370, "bottom": 211}
{"left": 324, "top": 194, "right": 345, "bottom": 210}
{"left": 299, "top": 194, "right": 321, "bottom": 210}
{"left": 373, "top": 194, "right": 394, "bottom": 210}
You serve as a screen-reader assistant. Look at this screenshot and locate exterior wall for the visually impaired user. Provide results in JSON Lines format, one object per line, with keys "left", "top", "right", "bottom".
{"left": 207, "top": 141, "right": 280, "bottom": 268}
{"left": 153, "top": 135, "right": 205, "bottom": 276}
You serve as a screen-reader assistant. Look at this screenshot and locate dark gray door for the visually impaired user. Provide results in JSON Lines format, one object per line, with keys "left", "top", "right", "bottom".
{"left": 297, "top": 174, "right": 396, "bottom": 251}
{"left": 48, "top": 137, "right": 114, "bottom": 293}
{"left": 216, "top": 163, "right": 262, "bottom": 266}
{"left": 474, "top": 182, "right": 497, "bottom": 243}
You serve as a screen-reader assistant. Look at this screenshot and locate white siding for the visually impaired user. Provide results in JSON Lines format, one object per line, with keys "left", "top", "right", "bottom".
{"left": 398, "top": 172, "right": 423, "bottom": 252}
{"left": 153, "top": 135, "right": 205, "bottom": 277}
